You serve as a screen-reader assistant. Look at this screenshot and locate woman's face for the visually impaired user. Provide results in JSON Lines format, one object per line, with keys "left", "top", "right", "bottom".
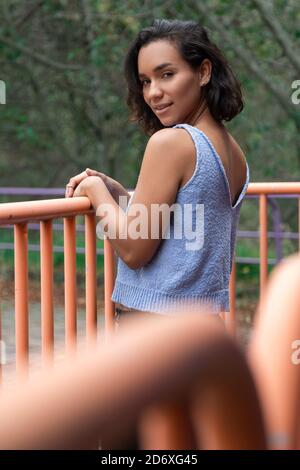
{"left": 137, "top": 39, "right": 210, "bottom": 126}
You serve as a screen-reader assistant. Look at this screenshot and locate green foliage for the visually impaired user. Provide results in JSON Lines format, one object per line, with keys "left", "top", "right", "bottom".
{"left": 0, "top": 0, "right": 299, "bottom": 227}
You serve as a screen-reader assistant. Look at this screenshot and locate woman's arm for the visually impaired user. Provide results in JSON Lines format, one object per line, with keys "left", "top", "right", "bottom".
{"left": 66, "top": 168, "right": 131, "bottom": 206}
{"left": 75, "top": 176, "right": 135, "bottom": 267}
{"left": 93, "top": 171, "right": 131, "bottom": 206}
{"left": 73, "top": 128, "right": 188, "bottom": 269}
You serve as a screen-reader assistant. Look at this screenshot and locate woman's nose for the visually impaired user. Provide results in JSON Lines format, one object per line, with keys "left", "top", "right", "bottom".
{"left": 148, "top": 81, "right": 163, "bottom": 99}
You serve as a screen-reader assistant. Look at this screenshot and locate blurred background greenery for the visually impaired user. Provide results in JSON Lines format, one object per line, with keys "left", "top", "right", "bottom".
{"left": 1, "top": 0, "right": 299, "bottom": 186}
{"left": 0, "top": 0, "right": 299, "bottom": 330}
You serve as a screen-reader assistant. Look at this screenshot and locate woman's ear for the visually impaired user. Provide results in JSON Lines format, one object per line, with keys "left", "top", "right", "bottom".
{"left": 198, "top": 59, "right": 212, "bottom": 87}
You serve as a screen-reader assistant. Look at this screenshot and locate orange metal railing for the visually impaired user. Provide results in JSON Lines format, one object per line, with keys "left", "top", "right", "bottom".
{"left": 228, "top": 182, "right": 300, "bottom": 334}
{"left": 0, "top": 183, "right": 300, "bottom": 382}
{"left": 0, "top": 198, "right": 100, "bottom": 381}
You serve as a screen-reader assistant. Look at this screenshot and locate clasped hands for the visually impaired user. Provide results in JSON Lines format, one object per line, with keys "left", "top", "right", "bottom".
{"left": 65, "top": 168, "right": 105, "bottom": 199}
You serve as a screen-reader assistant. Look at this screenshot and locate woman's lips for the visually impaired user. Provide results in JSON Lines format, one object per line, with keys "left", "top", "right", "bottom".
{"left": 155, "top": 104, "right": 172, "bottom": 115}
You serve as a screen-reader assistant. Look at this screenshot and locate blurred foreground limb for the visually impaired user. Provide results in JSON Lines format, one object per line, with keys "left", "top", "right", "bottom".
{"left": 1, "top": 253, "right": 300, "bottom": 450}
{"left": 249, "top": 253, "right": 300, "bottom": 449}
{"left": 0, "top": 311, "right": 266, "bottom": 450}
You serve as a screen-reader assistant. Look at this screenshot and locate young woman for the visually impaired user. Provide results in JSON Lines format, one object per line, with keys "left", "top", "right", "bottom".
{"left": 65, "top": 19, "right": 249, "bottom": 322}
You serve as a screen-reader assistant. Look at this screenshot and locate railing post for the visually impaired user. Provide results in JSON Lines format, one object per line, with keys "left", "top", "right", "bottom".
{"left": 14, "top": 223, "right": 29, "bottom": 380}
{"left": 104, "top": 238, "right": 116, "bottom": 336}
{"left": 85, "top": 213, "right": 97, "bottom": 346}
{"left": 64, "top": 217, "right": 77, "bottom": 356}
{"left": 298, "top": 197, "right": 300, "bottom": 252}
{"left": 269, "top": 198, "right": 283, "bottom": 263}
{"left": 229, "top": 260, "right": 237, "bottom": 336}
{"left": 259, "top": 194, "right": 268, "bottom": 303}
{"left": 40, "top": 220, "right": 54, "bottom": 367}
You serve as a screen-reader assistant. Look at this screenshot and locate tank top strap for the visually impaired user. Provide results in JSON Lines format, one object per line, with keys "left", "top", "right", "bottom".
{"left": 173, "top": 123, "right": 249, "bottom": 209}
{"left": 172, "top": 122, "right": 224, "bottom": 194}
{"left": 172, "top": 123, "right": 209, "bottom": 152}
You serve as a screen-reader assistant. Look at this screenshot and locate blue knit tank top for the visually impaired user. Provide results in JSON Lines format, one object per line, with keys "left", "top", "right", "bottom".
{"left": 111, "top": 123, "right": 250, "bottom": 314}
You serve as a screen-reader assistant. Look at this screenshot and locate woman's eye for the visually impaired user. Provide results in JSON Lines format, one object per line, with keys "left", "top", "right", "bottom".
{"left": 141, "top": 72, "right": 174, "bottom": 87}
{"left": 162, "top": 72, "right": 173, "bottom": 78}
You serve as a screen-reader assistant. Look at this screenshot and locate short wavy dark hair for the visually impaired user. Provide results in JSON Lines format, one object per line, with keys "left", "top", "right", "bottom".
{"left": 123, "top": 19, "right": 244, "bottom": 136}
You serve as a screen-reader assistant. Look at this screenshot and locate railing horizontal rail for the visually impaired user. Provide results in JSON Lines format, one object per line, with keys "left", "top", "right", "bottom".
{"left": 0, "top": 198, "right": 92, "bottom": 225}
{"left": 2, "top": 224, "right": 299, "bottom": 240}
{"left": 0, "top": 185, "right": 299, "bottom": 197}
{"left": 0, "top": 243, "right": 277, "bottom": 265}
{"left": 247, "top": 182, "right": 300, "bottom": 194}
{"left": 0, "top": 188, "right": 66, "bottom": 196}
{"left": 1, "top": 222, "right": 87, "bottom": 231}
{"left": 237, "top": 230, "right": 299, "bottom": 240}
{"left": 0, "top": 242, "right": 104, "bottom": 255}
{"left": 235, "top": 256, "right": 276, "bottom": 265}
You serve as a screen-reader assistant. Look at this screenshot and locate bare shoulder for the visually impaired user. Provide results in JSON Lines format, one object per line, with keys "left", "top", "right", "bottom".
{"left": 147, "top": 128, "right": 195, "bottom": 170}
{"left": 135, "top": 128, "right": 194, "bottom": 195}
{"left": 149, "top": 127, "right": 194, "bottom": 152}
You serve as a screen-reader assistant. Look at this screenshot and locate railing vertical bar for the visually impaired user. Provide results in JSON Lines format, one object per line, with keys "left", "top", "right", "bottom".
{"left": 64, "top": 217, "right": 77, "bottom": 355}
{"left": 40, "top": 220, "right": 54, "bottom": 367}
{"left": 104, "top": 238, "right": 115, "bottom": 336}
{"left": 298, "top": 197, "right": 300, "bottom": 252}
{"left": 85, "top": 213, "right": 97, "bottom": 346}
{"left": 14, "top": 223, "right": 29, "bottom": 379}
{"left": 259, "top": 194, "right": 268, "bottom": 302}
{"left": 0, "top": 308, "right": 2, "bottom": 383}
{"left": 229, "top": 260, "right": 236, "bottom": 336}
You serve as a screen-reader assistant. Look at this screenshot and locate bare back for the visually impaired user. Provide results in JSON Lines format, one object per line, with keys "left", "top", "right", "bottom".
{"left": 178, "top": 125, "right": 247, "bottom": 207}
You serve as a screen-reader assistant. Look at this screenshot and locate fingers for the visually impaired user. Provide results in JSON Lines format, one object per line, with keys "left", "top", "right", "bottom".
{"left": 85, "top": 168, "right": 100, "bottom": 176}
{"left": 86, "top": 168, "right": 107, "bottom": 182}
{"left": 65, "top": 169, "right": 104, "bottom": 198}
{"left": 86, "top": 168, "right": 108, "bottom": 188}
{"left": 65, "top": 170, "right": 88, "bottom": 198}
{"left": 72, "top": 185, "right": 82, "bottom": 198}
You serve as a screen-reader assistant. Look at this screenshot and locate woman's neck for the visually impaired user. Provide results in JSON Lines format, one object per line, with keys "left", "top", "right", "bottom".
{"left": 191, "top": 107, "right": 222, "bottom": 131}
